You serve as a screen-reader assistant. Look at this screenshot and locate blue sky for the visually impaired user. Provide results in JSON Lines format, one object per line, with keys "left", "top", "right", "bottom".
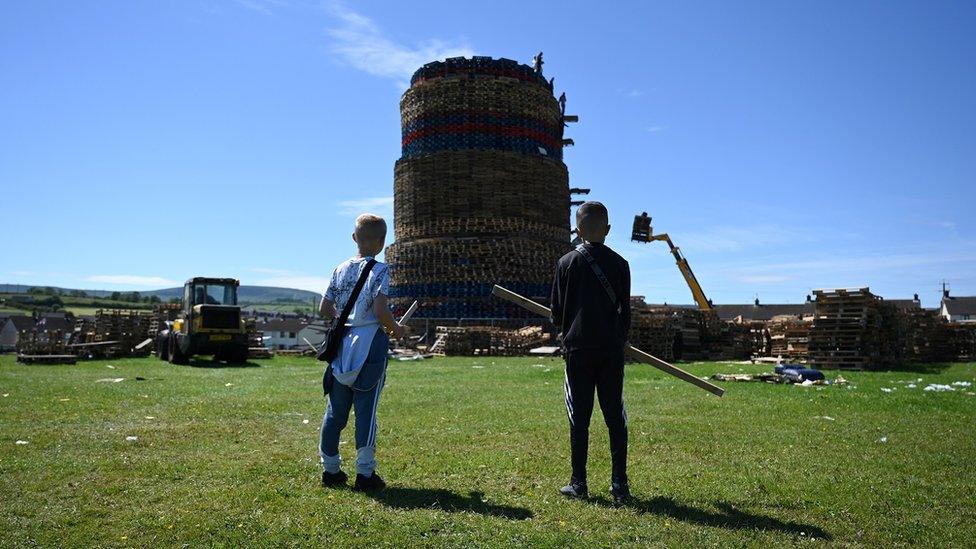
{"left": 1, "top": 1, "right": 974, "bottom": 307}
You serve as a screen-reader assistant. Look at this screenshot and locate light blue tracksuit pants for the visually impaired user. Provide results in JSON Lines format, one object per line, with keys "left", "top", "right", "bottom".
{"left": 319, "top": 331, "right": 388, "bottom": 476}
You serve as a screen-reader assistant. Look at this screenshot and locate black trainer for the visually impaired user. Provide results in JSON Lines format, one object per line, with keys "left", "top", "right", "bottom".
{"left": 321, "top": 470, "right": 348, "bottom": 487}
{"left": 609, "top": 480, "right": 631, "bottom": 505}
{"left": 353, "top": 472, "right": 386, "bottom": 492}
{"left": 559, "top": 479, "right": 588, "bottom": 499}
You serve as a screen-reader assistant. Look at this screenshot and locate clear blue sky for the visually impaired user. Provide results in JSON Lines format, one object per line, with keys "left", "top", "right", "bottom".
{"left": 2, "top": 1, "right": 974, "bottom": 307}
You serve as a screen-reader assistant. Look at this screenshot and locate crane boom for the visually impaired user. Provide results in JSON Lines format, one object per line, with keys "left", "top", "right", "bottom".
{"left": 650, "top": 234, "right": 713, "bottom": 311}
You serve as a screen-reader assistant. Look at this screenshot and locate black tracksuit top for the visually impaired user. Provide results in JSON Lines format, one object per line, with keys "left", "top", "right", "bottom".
{"left": 550, "top": 242, "right": 632, "bottom": 352}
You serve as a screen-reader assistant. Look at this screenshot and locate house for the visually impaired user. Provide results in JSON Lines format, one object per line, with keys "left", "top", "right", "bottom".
{"left": 941, "top": 293, "right": 976, "bottom": 323}
{"left": 712, "top": 298, "right": 815, "bottom": 322}
{"left": 256, "top": 318, "right": 309, "bottom": 349}
{"left": 297, "top": 322, "right": 330, "bottom": 351}
{"left": 0, "top": 316, "right": 36, "bottom": 351}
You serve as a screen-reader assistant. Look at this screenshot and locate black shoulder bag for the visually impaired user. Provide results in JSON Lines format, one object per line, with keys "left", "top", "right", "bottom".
{"left": 318, "top": 259, "right": 376, "bottom": 395}
{"left": 575, "top": 244, "right": 621, "bottom": 314}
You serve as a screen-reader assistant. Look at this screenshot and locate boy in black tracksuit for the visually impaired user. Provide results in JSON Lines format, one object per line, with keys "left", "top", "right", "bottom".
{"left": 550, "top": 201, "right": 631, "bottom": 503}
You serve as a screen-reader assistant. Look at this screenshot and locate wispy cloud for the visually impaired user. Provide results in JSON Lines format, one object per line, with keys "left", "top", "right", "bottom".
{"left": 338, "top": 195, "right": 393, "bottom": 217}
{"left": 617, "top": 88, "right": 644, "bottom": 98}
{"left": 249, "top": 275, "right": 329, "bottom": 294}
{"left": 646, "top": 125, "right": 667, "bottom": 133}
{"left": 657, "top": 224, "right": 812, "bottom": 254}
{"left": 233, "top": 0, "right": 285, "bottom": 14}
{"left": 86, "top": 275, "right": 179, "bottom": 288}
{"left": 326, "top": 3, "right": 474, "bottom": 87}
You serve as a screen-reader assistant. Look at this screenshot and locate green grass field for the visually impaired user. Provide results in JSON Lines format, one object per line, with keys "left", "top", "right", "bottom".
{"left": 1, "top": 355, "right": 973, "bottom": 547}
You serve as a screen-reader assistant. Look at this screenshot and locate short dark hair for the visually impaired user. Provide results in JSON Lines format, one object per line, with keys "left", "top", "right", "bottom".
{"left": 576, "top": 201, "right": 609, "bottom": 231}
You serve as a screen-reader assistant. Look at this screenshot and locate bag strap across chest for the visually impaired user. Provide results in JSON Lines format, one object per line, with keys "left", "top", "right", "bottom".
{"left": 337, "top": 259, "right": 376, "bottom": 327}
{"left": 575, "top": 244, "right": 621, "bottom": 314}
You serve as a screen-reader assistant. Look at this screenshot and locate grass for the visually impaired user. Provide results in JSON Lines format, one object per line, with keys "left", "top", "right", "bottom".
{"left": 1, "top": 355, "right": 974, "bottom": 547}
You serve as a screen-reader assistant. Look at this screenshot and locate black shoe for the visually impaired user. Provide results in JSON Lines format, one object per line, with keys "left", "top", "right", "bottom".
{"left": 559, "top": 479, "right": 588, "bottom": 499}
{"left": 321, "top": 470, "right": 348, "bottom": 487}
{"left": 353, "top": 472, "right": 386, "bottom": 492}
{"left": 609, "top": 480, "right": 631, "bottom": 505}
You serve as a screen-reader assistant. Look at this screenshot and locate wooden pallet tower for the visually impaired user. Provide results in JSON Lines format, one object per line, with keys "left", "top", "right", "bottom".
{"left": 388, "top": 56, "right": 575, "bottom": 319}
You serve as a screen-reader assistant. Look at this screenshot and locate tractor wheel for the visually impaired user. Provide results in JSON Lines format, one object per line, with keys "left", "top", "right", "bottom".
{"left": 156, "top": 332, "right": 170, "bottom": 361}
{"left": 169, "top": 334, "right": 189, "bottom": 365}
{"left": 226, "top": 346, "right": 248, "bottom": 365}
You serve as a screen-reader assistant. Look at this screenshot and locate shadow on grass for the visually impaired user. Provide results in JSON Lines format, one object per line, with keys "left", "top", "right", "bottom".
{"left": 367, "top": 487, "right": 533, "bottom": 520}
{"left": 180, "top": 358, "right": 261, "bottom": 369}
{"left": 595, "top": 496, "right": 831, "bottom": 540}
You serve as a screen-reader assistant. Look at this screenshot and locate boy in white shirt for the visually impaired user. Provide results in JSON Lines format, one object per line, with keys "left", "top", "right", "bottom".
{"left": 318, "top": 213, "right": 407, "bottom": 491}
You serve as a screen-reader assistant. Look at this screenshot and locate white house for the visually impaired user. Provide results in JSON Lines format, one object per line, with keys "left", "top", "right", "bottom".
{"left": 941, "top": 295, "right": 976, "bottom": 323}
{"left": 256, "top": 318, "right": 308, "bottom": 350}
{"left": 0, "top": 316, "right": 35, "bottom": 351}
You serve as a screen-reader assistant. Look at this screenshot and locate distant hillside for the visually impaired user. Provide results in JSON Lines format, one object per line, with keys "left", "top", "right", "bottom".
{"left": 0, "top": 284, "right": 320, "bottom": 304}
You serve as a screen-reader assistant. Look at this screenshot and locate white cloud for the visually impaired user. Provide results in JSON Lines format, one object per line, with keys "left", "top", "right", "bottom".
{"left": 250, "top": 275, "right": 330, "bottom": 294}
{"left": 338, "top": 196, "right": 394, "bottom": 217}
{"left": 86, "top": 275, "right": 180, "bottom": 288}
{"left": 233, "top": 0, "right": 285, "bottom": 14}
{"left": 646, "top": 125, "right": 666, "bottom": 133}
{"left": 326, "top": 3, "right": 474, "bottom": 87}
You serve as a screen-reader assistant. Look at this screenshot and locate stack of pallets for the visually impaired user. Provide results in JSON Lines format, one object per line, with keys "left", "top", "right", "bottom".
{"left": 71, "top": 309, "right": 153, "bottom": 359}
{"left": 808, "top": 288, "right": 901, "bottom": 370}
{"left": 904, "top": 309, "right": 954, "bottom": 362}
{"left": 16, "top": 329, "right": 76, "bottom": 364}
{"left": 245, "top": 318, "right": 274, "bottom": 359}
{"left": 433, "top": 324, "right": 549, "bottom": 356}
{"left": 389, "top": 56, "right": 571, "bottom": 320}
{"left": 767, "top": 317, "right": 811, "bottom": 362}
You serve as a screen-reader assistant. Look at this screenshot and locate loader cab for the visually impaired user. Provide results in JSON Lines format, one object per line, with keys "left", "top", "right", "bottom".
{"left": 183, "top": 278, "right": 238, "bottom": 315}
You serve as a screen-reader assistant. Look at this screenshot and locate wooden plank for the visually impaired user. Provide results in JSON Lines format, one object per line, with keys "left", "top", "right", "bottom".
{"left": 491, "top": 285, "right": 725, "bottom": 397}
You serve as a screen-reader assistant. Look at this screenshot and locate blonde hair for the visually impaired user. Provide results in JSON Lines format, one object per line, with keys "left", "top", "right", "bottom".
{"left": 354, "top": 213, "right": 387, "bottom": 242}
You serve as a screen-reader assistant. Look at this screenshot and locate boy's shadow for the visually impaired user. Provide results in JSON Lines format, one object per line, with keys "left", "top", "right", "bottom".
{"left": 595, "top": 496, "right": 831, "bottom": 540}
{"left": 366, "top": 487, "right": 533, "bottom": 520}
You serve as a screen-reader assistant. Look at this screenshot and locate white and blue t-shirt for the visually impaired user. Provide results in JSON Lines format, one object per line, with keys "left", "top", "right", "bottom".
{"left": 324, "top": 256, "right": 390, "bottom": 385}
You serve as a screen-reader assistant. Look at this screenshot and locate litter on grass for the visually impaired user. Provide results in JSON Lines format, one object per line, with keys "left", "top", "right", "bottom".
{"left": 907, "top": 384, "right": 917, "bottom": 388}
{"left": 814, "top": 416, "right": 836, "bottom": 421}
{"left": 145, "top": 416, "right": 155, "bottom": 420}
{"left": 15, "top": 440, "right": 28, "bottom": 445}
{"left": 302, "top": 419, "right": 309, "bottom": 424}
{"left": 125, "top": 436, "right": 138, "bottom": 442}
{"left": 952, "top": 381, "right": 972, "bottom": 387}
{"left": 106, "top": 365, "right": 115, "bottom": 369}
{"left": 225, "top": 383, "right": 233, "bottom": 387}
{"left": 881, "top": 388, "right": 894, "bottom": 393}
{"left": 924, "top": 384, "right": 955, "bottom": 392}
{"left": 877, "top": 436, "right": 888, "bottom": 443}
{"left": 2, "top": 393, "right": 8, "bottom": 397}
{"left": 96, "top": 378, "right": 125, "bottom": 383}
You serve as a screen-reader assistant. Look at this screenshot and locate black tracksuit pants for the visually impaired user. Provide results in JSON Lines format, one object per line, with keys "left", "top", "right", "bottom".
{"left": 563, "top": 346, "right": 628, "bottom": 484}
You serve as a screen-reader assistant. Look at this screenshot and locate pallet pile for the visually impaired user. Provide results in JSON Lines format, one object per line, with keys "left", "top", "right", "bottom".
{"left": 71, "top": 309, "right": 153, "bottom": 359}
{"left": 629, "top": 304, "right": 680, "bottom": 361}
{"left": 433, "top": 324, "right": 549, "bottom": 356}
{"left": 767, "top": 317, "right": 811, "bottom": 362}
{"left": 950, "top": 323, "right": 976, "bottom": 361}
{"left": 389, "top": 55, "right": 571, "bottom": 320}
{"left": 245, "top": 318, "right": 274, "bottom": 359}
{"left": 708, "top": 320, "right": 768, "bottom": 360}
{"left": 903, "top": 309, "right": 954, "bottom": 362}
{"left": 149, "top": 303, "right": 181, "bottom": 338}
{"left": 808, "top": 288, "right": 905, "bottom": 370}
{"left": 16, "top": 329, "right": 76, "bottom": 364}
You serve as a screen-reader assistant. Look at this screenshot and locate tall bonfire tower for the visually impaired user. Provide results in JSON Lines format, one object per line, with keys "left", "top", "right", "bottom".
{"left": 387, "top": 56, "right": 573, "bottom": 319}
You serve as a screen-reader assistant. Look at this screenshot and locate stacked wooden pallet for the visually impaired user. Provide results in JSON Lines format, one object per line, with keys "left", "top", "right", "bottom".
{"left": 71, "top": 309, "right": 153, "bottom": 358}
{"left": 950, "top": 323, "right": 976, "bottom": 361}
{"left": 628, "top": 300, "right": 682, "bottom": 361}
{"left": 390, "top": 56, "right": 570, "bottom": 320}
{"left": 16, "top": 329, "right": 76, "bottom": 364}
{"left": 433, "top": 324, "right": 549, "bottom": 356}
{"left": 808, "top": 288, "right": 903, "bottom": 370}
{"left": 767, "top": 317, "right": 811, "bottom": 362}
{"left": 708, "top": 320, "right": 768, "bottom": 360}
{"left": 149, "top": 303, "right": 181, "bottom": 338}
{"left": 245, "top": 318, "right": 274, "bottom": 359}
{"left": 903, "top": 309, "right": 953, "bottom": 362}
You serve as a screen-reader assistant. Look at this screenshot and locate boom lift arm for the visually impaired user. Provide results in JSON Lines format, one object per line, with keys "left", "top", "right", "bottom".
{"left": 631, "top": 213, "right": 714, "bottom": 311}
